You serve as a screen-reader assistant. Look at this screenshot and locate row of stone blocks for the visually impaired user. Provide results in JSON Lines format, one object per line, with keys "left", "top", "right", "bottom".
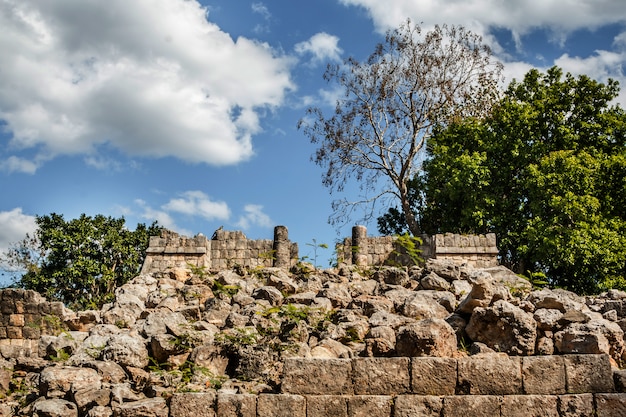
{"left": 166, "top": 392, "right": 625, "bottom": 417}
{"left": 281, "top": 355, "right": 614, "bottom": 396}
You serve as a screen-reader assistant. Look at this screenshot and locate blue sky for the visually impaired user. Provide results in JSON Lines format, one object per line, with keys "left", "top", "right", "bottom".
{"left": 1, "top": 0, "right": 626, "bottom": 277}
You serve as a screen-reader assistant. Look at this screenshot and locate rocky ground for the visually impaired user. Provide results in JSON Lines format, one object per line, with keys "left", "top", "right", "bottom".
{"left": 2, "top": 259, "right": 626, "bottom": 416}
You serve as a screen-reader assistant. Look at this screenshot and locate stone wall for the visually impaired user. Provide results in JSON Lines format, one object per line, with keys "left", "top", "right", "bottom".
{"left": 141, "top": 226, "right": 299, "bottom": 275}
{"left": 338, "top": 226, "right": 498, "bottom": 268}
{"left": 0, "top": 289, "right": 72, "bottom": 359}
{"left": 126, "top": 354, "right": 622, "bottom": 416}
{"left": 141, "top": 225, "right": 498, "bottom": 275}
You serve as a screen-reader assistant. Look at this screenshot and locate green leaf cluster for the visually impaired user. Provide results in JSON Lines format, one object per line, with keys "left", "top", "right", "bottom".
{"left": 8, "top": 213, "right": 161, "bottom": 309}
{"left": 382, "top": 66, "right": 626, "bottom": 294}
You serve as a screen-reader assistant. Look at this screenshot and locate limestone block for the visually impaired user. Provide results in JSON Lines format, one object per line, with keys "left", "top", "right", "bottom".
{"left": 500, "top": 395, "right": 558, "bottom": 416}
{"left": 564, "top": 354, "right": 614, "bottom": 394}
{"left": 32, "top": 398, "right": 78, "bottom": 417}
{"left": 169, "top": 392, "right": 216, "bottom": 417}
{"left": 558, "top": 394, "right": 594, "bottom": 417}
{"left": 306, "top": 395, "right": 348, "bottom": 417}
{"left": 522, "top": 356, "right": 566, "bottom": 394}
{"left": 393, "top": 395, "right": 442, "bottom": 417}
{"left": 595, "top": 393, "right": 626, "bottom": 417}
{"left": 457, "top": 354, "right": 522, "bottom": 395}
{"left": 281, "top": 358, "right": 353, "bottom": 395}
{"left": 257, "top": 394, "right": 305, "bottom": 417}
{"left": 216, "top": 394, "right": 256, "bottom": 417}
{"left": 411, "top": 357, "right": 457, "bottom": 395}
{"left": 442, "top": 395, "right": 501, "bottom": 417}
{"left": 115, "top": 397, "right": 168, "bottom": 417}
{"left": 352, "top": 358, "right": 410, "bottom": 395}
{"left": 347, "top": 395, "right": 392, "bottom": 417}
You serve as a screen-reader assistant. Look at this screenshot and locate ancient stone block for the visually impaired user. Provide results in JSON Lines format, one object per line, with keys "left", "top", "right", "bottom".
{"left": 457, "top": 354, "right": 522, "bottom": 395}
{"left": 393, "top": 395, "right": 442, "bottom": 417}
{"left": 558, "top": 394, "right": 594, "bottom": 417}
{"left": 522, "top": 356, "right": 566, "bottom": 394}
{"left": 169, "top": 392, "right": 216, "bottom": 417}
{"left": 115, "top": 397, "right": 168, "bottom": 417}
{"left": 595, "top": 393, "right": 626, "bottom": 417}
{"left": 352, "top": 357, "right": 409, "bottom": 395}
{"left": 6, "top": 326, "right": 22, "bottom": 339}
{"left": 306, "top": 395, "right": 348, "bottom": 417}
{"left": 564, "top": 354, "right": 614, "bottom": 393}
{"left": 347, "top": 395, "right": 392, "bottom": 417}
{"left": 282, "top": 358, "right": 353, "bottom": 395}
{"left": 257, "top": 394, "right": 305, "bottom": 417}
{"left": 442, "top": 395, "right": 501, "bottom": 417}
{"left": 411, "top": 357, "right": 457, "bottom": 395}
{"left": 216, "top": 393, "right": 256, "bottom": 417}
{"left": 500, "top": 395, "right": 558, "bottom": 416}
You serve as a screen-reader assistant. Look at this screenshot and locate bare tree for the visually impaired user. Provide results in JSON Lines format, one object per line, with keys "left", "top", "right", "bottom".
{"left": 299, "top": 20, "right": 503, "bottom": 235}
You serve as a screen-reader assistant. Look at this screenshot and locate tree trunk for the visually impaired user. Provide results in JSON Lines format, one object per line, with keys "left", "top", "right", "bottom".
{"left": 400, "top": 182, "right": 421, "bottom": 235}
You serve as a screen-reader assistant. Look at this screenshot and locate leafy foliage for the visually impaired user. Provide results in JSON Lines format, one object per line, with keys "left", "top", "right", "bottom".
{"left": 300, "top": 20, "right": 502, "bottom": 234}
{"left": 3, "top": 213, "right": 161, "bottom": 309}
{"left": 383, "top": 67, "right": 626, "bottom": 293}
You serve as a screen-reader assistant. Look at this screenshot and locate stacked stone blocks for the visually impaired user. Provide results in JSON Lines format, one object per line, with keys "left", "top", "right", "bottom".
{"left": 339, "top": 226, "right": 498, "bottom": 268}
{"left": 162, "top": 354, "right": 624, "bottom": 416}
{"left": 0, "top": 289, "right": 68, "bottom": 358}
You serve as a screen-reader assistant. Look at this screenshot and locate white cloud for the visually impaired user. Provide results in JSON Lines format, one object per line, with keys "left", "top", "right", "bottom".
{"left": 338, "top": 0, "right": 626, "bottom": 39}
{"left": 0, "top": 0, "right": 294, "bottom": 172}
{"left": 236, "top": 204, "right": 272, "bottom": 230}
{"left": 163, "top": 191, "right": 230, "bottom": 221}
{"left": 295, "top": 32, "right": 343, "bottom": 64}
{"left": 0, "top": 208, "right": 37, "bottom": 252}
{"left": 135, "top": 199, "right": 192, "bottom": 236}
{"left": 0, "top": 156, "right": 40, "bottom": 174}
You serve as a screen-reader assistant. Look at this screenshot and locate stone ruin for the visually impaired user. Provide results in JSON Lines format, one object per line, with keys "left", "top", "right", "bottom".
{"left": 141, "top": 225, "right": 499, "bottom": 276}
{"left": 0, "top": 226, "right": 625, "bottom": 416}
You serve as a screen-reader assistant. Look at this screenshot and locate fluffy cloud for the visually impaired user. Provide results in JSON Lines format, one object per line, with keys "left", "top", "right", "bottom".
{"left": 0, "top": 0, "right": 294, "bottom": 173}
{"left": 295, "top": 32, "right": 344, "bottom": 64}
{"left": 236, "top": 204, "right": 273, "bottom": 230}
{"left": 339, "top": 0, "right": 626, "bottom": 38}
{"left": 0, "top": 208, "right": 37, "bottom": 253}
{"left": 163, "top": 191, "right": 230, "bottom": 221}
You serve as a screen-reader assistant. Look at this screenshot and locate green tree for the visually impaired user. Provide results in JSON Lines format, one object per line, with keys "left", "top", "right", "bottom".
{"left": 299, "top": 20, "right": 502, "bottom": 234}
{"left": 3, "top": 213, "right": 161, "bottom": 309}
{"left": 383, "top": 66, "right": 626, "bottom": 293}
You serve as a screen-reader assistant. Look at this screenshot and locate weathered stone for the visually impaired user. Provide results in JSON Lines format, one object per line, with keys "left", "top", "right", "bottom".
{"left": 563, "top": 354, "right": 614, "bottom": 394}
{"left": 396, "top": 319, "right": 457, "bottom": 357}
{"left": 442, "top": 395, "right": 501, "bottom": 417}
{"left": 482, "top": 265, "right": 533, "bottom": 295}
{"left": 533, "top": 308, "right": 563, "bottom": 331}
{"left": 306, "top": 395, "right": 348, "bottom": 417}
{"left": 399, "top": 292, "right": 450, "bottom": 320}
{"left": 170, "top": 392, "right": 216, "bottom": 417}
{"left": 216, "top": 393, "right": 257, "bottom": 417}
{"left": 522, "top": 356, "right": 566, "bottom": 395}
{"left": 318, "top": 285, "right": 353, "bottom": 308}
{"left": 374, "top": 267, "right": 410, "bottom": 286}
{"left": 353, "top": 357, "right": 409, "bottom": 395}
{"left": 614, "top": 369, "right": 626, "bottom": 393}
{"left": 411, "top": 357, "right": 457, "bottom": 395}
{"left": 257, "top": 394, "right": 305, "bottom": 417}
{"left": 500, "top": 395, "right": 558, "bottom": 417}
{"left": 85, "top": 405, "right": 113, "bottom": 417}
{"left": 101, "top": 333, "right": 149, "bottom": 368}
{"left": 555, "top": 319, "right": 625, "bottom": 364}
{"left": 595, "top": 393, "right": 626, "bottom": 417}
{"left": 282, "top": 358, "right": 353, "bottom": 395}
{"left": 457, "top": 354, "right": 522, "bottom": 395}
{"left": 32, "top": 398, "right": 78, "bottom": 417}
{"left": 39, "top": 366, "right": 101, "bottom": 398}
{"left": 419, "top": 272, "right": 452, "bottom": 292}
{"left": 394, "top": 395, "right": 442, "bottom": 417}
{"left": 466, "top": 300, "right": 537, "bottom": 355}
{"left": 188, "top": 344, "right": 229, "bottom": 376}
{"left": 527, "top": 288, "right": 587, "bottom": 313}
{"left": 557, "top": 394, "right": 594, "bottom": 417}
{"left": 251, "top": 286, "right": 284, "bottom": 306}
{"left": 457, "top": 273, "right": 509, "bottom": 314}
{"left": 368, "top": 311, "right": 414, "bottom": 329}
{"left": 114, "top": 397, "right": 168, "bottom": 417}
{"left": 350, "top": 296, "right": 394, "bottom": 317}
{"left": 73, "top": 388, "right": 111, "bottom": 412}
{"left": 347, "top": 395, "right": 392, "bottom": 417}
{"left": 310, "top": 338, "right": 353, "bottom": 359}
{"left": 425, "top": 259, "right": 461, "bottom": 281}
